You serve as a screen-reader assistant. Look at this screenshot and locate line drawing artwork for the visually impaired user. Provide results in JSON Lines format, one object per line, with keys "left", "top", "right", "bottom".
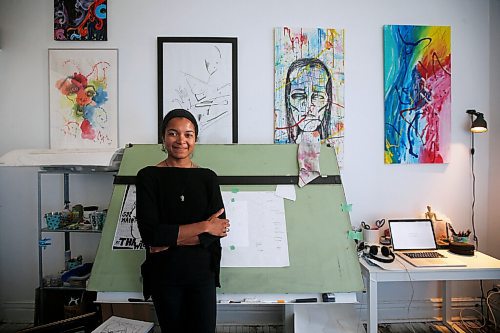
{"left": 274, "top": 27, "right": 345, "bottom": 168}
{"left": 94, "top": 316, "right": 154, "bottom": 333}
{"left": 384, "top": 25, "right": 451, "bottom": 164}
{"left": 112, "top": 185, "right": 144, "bottom": 250}
{"left": 49, "top": 49, "right": 118, "bottom": 149}
{"left": 160, "top": 39, "right": 236, "bottom": 143}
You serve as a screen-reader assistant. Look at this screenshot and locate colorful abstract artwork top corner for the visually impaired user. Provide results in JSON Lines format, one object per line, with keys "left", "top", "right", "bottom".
{"left": 384, "top": 25, "right": 451, "bottom": 164}
{"left": 54, "top": 0, "right": 107, "bottom": 41}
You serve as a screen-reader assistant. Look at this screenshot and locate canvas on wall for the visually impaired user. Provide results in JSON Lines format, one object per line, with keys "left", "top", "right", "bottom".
{"left": 274, "top": 27, "right": 345, "bottom": 167}
{"left": 384, "top": 25, "right": 451, "bottom": 164}
{"left": 158, "top": 37, "right": 238, "bottom": 144}
{"left": 54, "top": 0, "right": 107, "bottom": 41}
{"left": 49, "top": 48, "right": 118, "bottom": 149}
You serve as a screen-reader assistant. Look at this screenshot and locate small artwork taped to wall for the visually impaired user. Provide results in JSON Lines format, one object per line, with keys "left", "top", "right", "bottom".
{"left": 384, "top": 25, "right": 451, "bottom": 164}
{"left": 54, "top": 0, "right": 107, "bottom": 41}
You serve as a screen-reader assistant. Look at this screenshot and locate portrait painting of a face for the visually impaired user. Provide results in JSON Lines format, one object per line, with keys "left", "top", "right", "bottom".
{"left": 274, "top": 27, "right": 345, "bottom": 167}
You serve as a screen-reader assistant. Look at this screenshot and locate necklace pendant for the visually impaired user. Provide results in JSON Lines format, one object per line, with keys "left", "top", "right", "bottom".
{"left": 180, "top": 195, "right": 185, "bottom": 202}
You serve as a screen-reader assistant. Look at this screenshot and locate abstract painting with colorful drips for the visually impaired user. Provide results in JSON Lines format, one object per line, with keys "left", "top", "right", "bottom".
{"left": 384, "top": 25, "right": 451, "bottom": 164}
{"left": 49, "top": 49, "right": 117, "bottom": 149}
{"left": 274, "top": 27, "right": 345, "bottom": 168}
{"left": 54, "top": 0, "right": 107, "bottom": 41}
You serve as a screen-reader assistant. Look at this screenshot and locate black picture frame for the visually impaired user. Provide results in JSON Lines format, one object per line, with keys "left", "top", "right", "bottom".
{"left": 157, "top": 37, "right": 238, "bottom": 143}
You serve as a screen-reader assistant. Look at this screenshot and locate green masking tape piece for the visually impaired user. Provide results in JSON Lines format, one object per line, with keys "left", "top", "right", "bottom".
{"left": 231, "top": 198, "right": 235, "bottom": 202}
{"left": 230, "top": 245, "right": 236, "bottom": 250}
{"left": 231, "top": 188, "right": 239, "bottom": 193}
{"left": 347, "top": 230, "right": 363, "bottom": 241}
{"left": 341, "top": 203, "right": 353, "bottom": 212}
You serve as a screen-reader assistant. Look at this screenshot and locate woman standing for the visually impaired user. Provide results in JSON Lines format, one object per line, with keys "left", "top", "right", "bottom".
{"left": 136, "top": 109, "right": 230, "bottom": 333}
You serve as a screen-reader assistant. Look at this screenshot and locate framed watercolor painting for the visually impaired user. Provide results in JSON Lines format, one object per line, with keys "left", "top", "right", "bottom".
{"left": 49, "top": 48, "right": 118, "bottom": 149}
{"left": 157, "top": 37, "right": 238, "bottom": 143}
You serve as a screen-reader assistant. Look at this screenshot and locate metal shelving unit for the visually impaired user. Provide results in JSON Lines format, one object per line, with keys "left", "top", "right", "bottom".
{"left": 36, "top": 166, "right": 116, "bottom": 324}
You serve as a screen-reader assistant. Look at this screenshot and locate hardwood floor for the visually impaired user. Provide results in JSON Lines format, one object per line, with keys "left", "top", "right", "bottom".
{"left": 1, "top": 321, "right": 495, "bottom": 333}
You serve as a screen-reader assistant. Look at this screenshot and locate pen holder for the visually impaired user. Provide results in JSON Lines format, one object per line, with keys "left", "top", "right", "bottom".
{"left": 363, "top": 229, "right": 380, "bottom": 244}
{"left": 452, "top": 235, "right": 469, "bottom": 243}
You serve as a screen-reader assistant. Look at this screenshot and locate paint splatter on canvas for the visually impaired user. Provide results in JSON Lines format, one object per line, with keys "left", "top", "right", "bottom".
{"left": 384, "top": 25, "right": 451, "bottom": 164}
{"left": 274, "top": 27, "right": 345, "bottom": 167}
{"left": 49, "top": 49, "right": 118, "bottom": 149}
{"left": 54, "top": 0, "right": 107, "bottom": 41}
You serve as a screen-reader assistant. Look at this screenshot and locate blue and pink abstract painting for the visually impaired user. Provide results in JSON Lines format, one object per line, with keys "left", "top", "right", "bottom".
{"left": 274, "top": 27, "right": 345, "bottom": 167}
{"left": 384, "top": 25, "right": 451, "bottom": 164}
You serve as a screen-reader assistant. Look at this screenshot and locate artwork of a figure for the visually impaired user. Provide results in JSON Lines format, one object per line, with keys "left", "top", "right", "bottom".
{"left": 161, "top": 39, "right": 236, "bottom": 143}
{"left": 274, "top": 27, "right": 345, "bottom": 167}
{"left": 284, "top": 58, "right": 332, "bottom": 143}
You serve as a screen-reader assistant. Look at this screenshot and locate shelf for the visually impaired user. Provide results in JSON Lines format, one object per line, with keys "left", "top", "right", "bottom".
{"left": 37, "top": 169, "right": 115, "bottom": 324}
{"left": 41, "top": 228, "right": 102, "bottom": 234}
{"left": 41, "top": 286, "right": 87, "bottom": 291}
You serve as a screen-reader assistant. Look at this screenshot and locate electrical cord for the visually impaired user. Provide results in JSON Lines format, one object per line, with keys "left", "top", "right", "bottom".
{"left": 486, "top": 290, "right": 499, "bottom": 329}
{"left": 394, "top": 256, "right": 417, "bottom": 333}
{"left": 470, "top": 132, "right": 478, "bottom": 249}
{"left": 457, "top": 290, "right": 499, "bottom": 332}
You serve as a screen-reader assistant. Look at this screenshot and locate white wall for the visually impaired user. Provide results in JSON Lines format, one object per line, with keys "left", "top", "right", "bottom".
{"left": 1, "top": 0, "right": 498, "bottom": 324}
{"left": 488, "top": 0, "right": 500, "bottom": 260}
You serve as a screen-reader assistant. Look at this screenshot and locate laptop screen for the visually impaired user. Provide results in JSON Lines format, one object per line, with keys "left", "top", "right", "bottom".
{"left": 389, "top": 219, "right": 437, "bottom": 251}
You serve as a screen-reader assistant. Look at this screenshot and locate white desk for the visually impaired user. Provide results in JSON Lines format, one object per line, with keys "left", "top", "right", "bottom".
{"left": 360, "top": 250, "right": 500, "bottom": 333}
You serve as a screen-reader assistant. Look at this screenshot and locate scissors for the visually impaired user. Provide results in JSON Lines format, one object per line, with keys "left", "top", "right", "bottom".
{"left": 374, "top": 219, "right": 385, "bottom": 229}
{"left": 361, "top": 221, "right": 371, "bottom": 230}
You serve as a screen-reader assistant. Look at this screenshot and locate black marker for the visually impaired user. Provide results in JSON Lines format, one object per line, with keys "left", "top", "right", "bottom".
{"left": 294, "top": 297, "right": 317, "bottom": 303}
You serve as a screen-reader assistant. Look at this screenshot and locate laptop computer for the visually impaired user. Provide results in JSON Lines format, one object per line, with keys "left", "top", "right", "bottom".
{"left": 389, "top": 219, "right": 466, "bottom": 267}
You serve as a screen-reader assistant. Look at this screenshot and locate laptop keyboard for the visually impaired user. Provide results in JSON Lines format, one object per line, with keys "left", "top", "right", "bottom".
{"left": 403, "top": 252, "right": 445, "bottom": 259}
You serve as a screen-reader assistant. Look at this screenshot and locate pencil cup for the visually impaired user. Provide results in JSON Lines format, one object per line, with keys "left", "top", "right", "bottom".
{"left": 363, "top": 229, "right": 380, "bottom": 244}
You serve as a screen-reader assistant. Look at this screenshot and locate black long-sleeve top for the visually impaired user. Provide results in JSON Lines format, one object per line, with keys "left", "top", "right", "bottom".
{"left": 136, "top": 166, "right": 224, "bottom": 289}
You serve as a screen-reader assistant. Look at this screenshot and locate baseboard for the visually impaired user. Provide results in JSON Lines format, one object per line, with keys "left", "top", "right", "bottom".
{"left": 1, "top": 301, "right": 35, "bottom": 323}
{"left": 0, "top": 297, "right": 482, "bottom": 325}
{"left": 355, "top": 296, "right": 482, "bottom": 322}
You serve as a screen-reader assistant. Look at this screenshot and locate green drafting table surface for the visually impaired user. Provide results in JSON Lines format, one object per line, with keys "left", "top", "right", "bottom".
{"left": 88, "top": 144, "right": 363, "bottom": 293}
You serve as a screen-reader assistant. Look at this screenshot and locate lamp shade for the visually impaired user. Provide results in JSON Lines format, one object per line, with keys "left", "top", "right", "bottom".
{"left": 466, "top": 109, "right": 488, "bottom": 133}
{"left": 471, "top": 113, "right": 487, "bottom": 133}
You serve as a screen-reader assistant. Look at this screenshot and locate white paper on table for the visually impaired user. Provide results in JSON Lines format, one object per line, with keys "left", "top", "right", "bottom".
{"left": 221, "top": 191, "right": 289, "bottom": 267}
{"left": 275, "top": 184, "right": 296, "bottom": 201}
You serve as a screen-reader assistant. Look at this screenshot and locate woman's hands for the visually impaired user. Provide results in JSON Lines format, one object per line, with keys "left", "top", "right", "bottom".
{"left": 151, "top": 208, "right": 229, "bottom": 252}
{"left": 150, "top": 246, "right": 169, "bottom": 253}
{"left": 205, "top": 208, "right": 230, "bottom": 237}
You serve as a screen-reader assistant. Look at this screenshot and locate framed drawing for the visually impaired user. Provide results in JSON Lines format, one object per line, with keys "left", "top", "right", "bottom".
{"left": 157, "top": 37, "right": 238, "bottom": 143}
{"left": 49, "top": 48, "right": 118, "bottom": 149}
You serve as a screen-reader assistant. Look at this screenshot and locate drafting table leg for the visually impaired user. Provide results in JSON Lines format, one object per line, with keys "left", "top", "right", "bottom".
{"left": 366, "top": 276, "right": 378, "bottom": 333}
{"left": 283, "top": 304, "right": 294, "bottom": 333}
{"left": 442, "top": 280, "right": 453, "bottom": 328}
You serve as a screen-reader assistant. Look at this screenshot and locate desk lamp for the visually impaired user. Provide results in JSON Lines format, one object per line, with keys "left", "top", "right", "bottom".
{"left": 466, "top": 109, "right": 488, "bottom": 249}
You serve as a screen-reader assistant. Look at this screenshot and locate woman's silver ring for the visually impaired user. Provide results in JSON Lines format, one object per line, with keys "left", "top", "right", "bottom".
{"left": 225, "top": 227, "right": 229, "bottom": 232}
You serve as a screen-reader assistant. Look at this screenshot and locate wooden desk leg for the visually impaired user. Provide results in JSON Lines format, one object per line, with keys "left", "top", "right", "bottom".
{"left": 367, "top": 276, "right": 378, "bottom": 333}
{"left": 442, "top": 280, "right": 452, "bottom": 327}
